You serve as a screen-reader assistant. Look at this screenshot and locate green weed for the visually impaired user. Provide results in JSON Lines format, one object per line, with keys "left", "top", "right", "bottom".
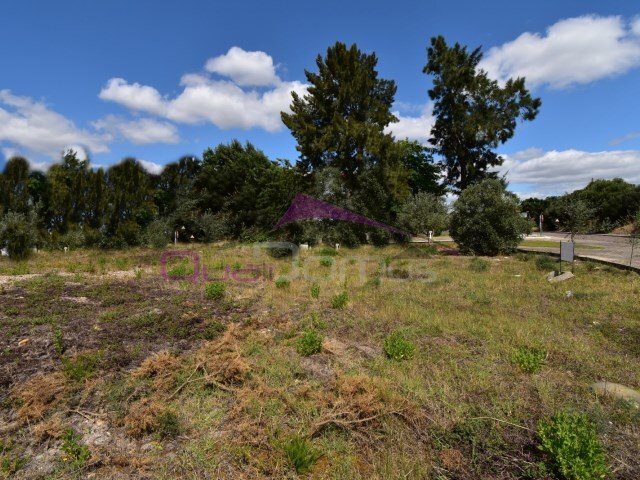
{"left": 331, "top": 291, "right": 349, "bottom": 309}
{"left": 205, "top": 282, "right": 225, "bottom": 300}
{"left": 383, "top": 331, "right": 415, "bottom": 360}
{"left": 513, "top": 347, "right": 546, "bottom": 373}
{"left": 280, "top": 436, "right": 322, "bottom": 474}
{"left": 296, "top": 329, "right": 323, "bottom": 356}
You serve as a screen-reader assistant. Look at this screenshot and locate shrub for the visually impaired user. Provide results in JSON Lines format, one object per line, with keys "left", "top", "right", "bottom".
{"left": 156, "top": 411, "right": 181, "bottom": 439}
{"left": 205, "top": 282, "right": 225, "bottom": 300}
{"left": 383, "top": 331, "right": 415, "bottom": 360}
{"left": 143, "top": 220, "right": 171, "bottom": 249}
{"left": 450, "top": 179, "right": 531, "bottom": 256}
{"left": 331, "top": 291, "right": 349, "bottom": 309}
{"left": 275, "top": 277, "right": 290, "bottom": 289}
{"left": 61, "top": 428, "right": 91, "bottom": 470}
{"left": 469, "top": 257, "right": 489, "bottom": 272}
{"left": 512, "top": 346, "right": 546, "bottom": 373}
{"left": 0, "top": 212, "right": 37, "bottom": 260}
{"left": 310, "top": 283, "right": 320, "bottom": 299}
{"left": 62, "top": 351, "right": 102, "bottom": 381}
{"left": 535, "top": 255, "right": 557, "bottom": 271}
{"left": 397, "top": 191, "right": 449, "bottom": 236}
{"left": 319, "top": 256, "right": 333, "bottom": 267}
{"left": 538, "top": 412, "right": 609, "bottom": 480}
{"left": 319, "top": 247, "right": 338, "bottom": 257}
{"left": 296, "top": 329, "right": 323, "bottom": 356}
{"left": 280, "top": 436, "right": 322, "bottom": 474}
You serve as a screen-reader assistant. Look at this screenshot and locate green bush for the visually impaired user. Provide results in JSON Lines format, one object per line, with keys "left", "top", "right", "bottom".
{"left": 319, "top": 256, "right": 333, "bottom": 267}
{"left": 296, "top": 329, "right": 323, "bottom": 356}
{"left": 310, "top": 283, "right": 320, "bottom": 299}
{"left": 538, "top": 412, "right": 609, "bottom": 480}
{"left": 0, "top": 212, "right": 37, "bottom": 260}
{"left": 535, "top": 255, "right": 557, "bottom": 271}
{"left": 331, "top": 291, "right": 349, "bottom": 309}
{"left": 62, "top": 351, "right": 103, "bottom": 382}
{"left": 450, "top": 179, "right": 531, "bottom": 256}
{"left": 275, "top": 277, "right": 290, "bottom": 289}
{"left": 469, "top": 257, "right": 489, "bottom": 272}
{"left": 143, "top": 220, "right": 171, "bottom": 248}
{"left": 205, "top": 282, "right": 225, "bottom": 300}
{"left": 512, "top": 346, "right": 546, "bottom": 373}
{"left": 280, "top": 436, "right": 322, "bottom": 474}
{"left": 383, "top": 331, "right": 415, "bottom": 360}
{"left": 319, "top": 247, "right": 338, "bottom": 257}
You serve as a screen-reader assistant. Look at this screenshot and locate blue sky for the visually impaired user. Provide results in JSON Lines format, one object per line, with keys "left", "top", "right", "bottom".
{"left": 1, "top": 1, "right": 639, "bottom": 197}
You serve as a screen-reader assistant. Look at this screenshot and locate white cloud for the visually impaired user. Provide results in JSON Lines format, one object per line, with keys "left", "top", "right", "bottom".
{"left": 99, "top": 47, "right": 308, "bottom": 133}
{"left": 205, "top": 47, "right": 279, "bottom": 86}
{"left": 98, "top": 79, "right": 167, "bottom": 115}
{"left": 386, "top": 103, "right": 434, "bottom": 143}
{"left": 0, "top": 90, "right": 110, "bottom": 159}
{"left": 480, "top": 15, "right": 640, "bottom": 88}
{"left": 138, "top": 159, "right": 165, "bottom": 175}
{"left": 93, "top": 115, "right": 179, "bottom": 144}
{"left": 496, "top": 148, "right": 640, "bottom": 196}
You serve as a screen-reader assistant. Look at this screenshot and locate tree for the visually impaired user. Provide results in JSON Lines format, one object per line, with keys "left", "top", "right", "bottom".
{"left": 396, "top": 139, "right": 445, "bottom": 196}
{"left": 282, "top": 41, "right": 407, "bottom": 204}
{"left": 1, "top": 157, "right": 32, "bottom": 214}
{"left": 397, "top": 192, "right": 449, "bottom": 236}
{"left": 424, "top": 36, "right": 541, "bottom": 192}
{"left": 450, "top": 178, "right": 531, "bottom": 255}
{"left": 575, "top": 178, "right": 640, "bottom": 229}
{"left": 0, "top": 211, "right": 38, "bottom": 259}
{"left": 556, "top": 197, "right": 595, "bottom": 242}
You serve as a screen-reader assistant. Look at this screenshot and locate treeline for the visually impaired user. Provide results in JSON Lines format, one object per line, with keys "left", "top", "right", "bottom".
{"left": 521, "top": 178, "right": 640, "bottom": 233}
{"left": 0, "top": 136, "right": 445, "bottom": 257}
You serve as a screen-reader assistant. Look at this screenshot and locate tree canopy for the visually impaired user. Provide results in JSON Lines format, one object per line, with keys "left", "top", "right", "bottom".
{"left": 424, "top": 36, "right": 541, "bottom": 192}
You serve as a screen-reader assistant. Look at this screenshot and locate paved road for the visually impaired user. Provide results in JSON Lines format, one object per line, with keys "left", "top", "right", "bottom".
{"left": 416, "top": 233, "right": 639, "bottom": 269}
{"left": 518, "top": 232, "right": 639, "bottom": 269}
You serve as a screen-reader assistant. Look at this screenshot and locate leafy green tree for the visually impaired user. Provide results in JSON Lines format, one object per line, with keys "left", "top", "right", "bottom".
{"left": 0, "top": 211, "right": 38, "bottom": 259}
{"left": 282, "top": 42, "right": 398, "bottom": 177}
{"left": 282, "top": 41, "right": 410, "bottom": 209}
{"left": 397, "top": 192, "right": 449, "bottom": 236}
{"left": 1, "top": 157, "right": 32, "bottom": 214}
{"left": 424, "top": 36, "right": 541, "bottom": 191}
{"left": 396, "top": 139, "right": 445, "bottom": 196}
{"left": 450, "top": 178, "right": 530, "bottom": 255}
{"left": 556, "top": 197, "right": 595, "bottom": 242}
{"left": 575, "top": 178, "right": 640, "bottom": 227}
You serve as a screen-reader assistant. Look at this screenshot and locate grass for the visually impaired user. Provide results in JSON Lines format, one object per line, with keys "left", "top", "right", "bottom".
{"left": 520, "top": 239, "right": 603, "bottom": 249}
{"left": 0, "top": 243, "right": 638, "bottom": 478}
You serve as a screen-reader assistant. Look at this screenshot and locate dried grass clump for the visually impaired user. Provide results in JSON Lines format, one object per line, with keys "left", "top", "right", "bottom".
{"left": 196, "top": 324, "right": 250, "bottom": 386}
{"left": 124, "top": 397, "right": 166, "bottom": 437}
{"left": 12, "top": 372, "right": 67, "bottom": 421}
{"left": 32, "top": 413, "right": 65, "bottom": 441}
{"left": 132, "top": 351, "right": 181, "bottom": 391}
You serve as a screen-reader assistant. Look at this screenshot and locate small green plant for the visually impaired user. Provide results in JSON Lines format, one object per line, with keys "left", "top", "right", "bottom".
{"left": 53, "top": 327, "right": 64, "bottom": 355}
{"left": 61, "top": 351, "right": 102, "bottom": 382}
{"left": 537, "top": 412, "right": 609, "bottom": 480}
{"left": 1, "top": 455, "right": 28, "bottom": 475}
{"left": 280, "top": 435, "right": 322, "bottom": 474}
{"left": 232, "top": 261, "right": 242, "bottom": 271}
{"left": 535, "top": 255, "right": 557, "bottom": 271}
{"left": 205, "top": 281, "right": 225, "bottom": 300}
{"left": 202, "top": 320, "right": 226, "bottom": 340}
{"left": 469, "top": 257, "right": 489, "bottom": 272}
{"left": 319, "top": 256, "right": 333, "bottom": 267}
{"left": 296, "top": 329, "right": 323, "bottom": 356}
{"left": 308, "top": 312, "right": 326, "bottom": 330}
{"left": 310, "top": 283, "right": 320, "bottom": 299}
{"left": 383, "top": 331, "right": 415, "bottom": 360}
{"left": 156, "top": 411, "right": 181, "bottom": 439}
{"left": 319, "top": 247, "right": 338, "bottom": 257}
{"left": 167, "top": 261, "right": 193, "bottom": 277}
{"left": 513, "top": 347, "right": 546, "bottom": 373}
{"left": 275, "top": 277, "right": 290, "bottom": 289}
{"left": 331, "top": 291, "right": 349, "bottom": 309}
{"left": 60, "top": 428, "right": 91, "bottom": 470}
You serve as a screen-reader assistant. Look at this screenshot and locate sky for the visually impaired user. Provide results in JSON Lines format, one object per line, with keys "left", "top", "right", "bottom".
{"left": 1, "top": 1, "right": 640, "bottom": 198}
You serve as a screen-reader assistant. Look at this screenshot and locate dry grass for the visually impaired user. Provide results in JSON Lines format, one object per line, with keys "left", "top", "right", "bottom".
{"left": 1, "top": 243, "right": 638, "bottom": 478}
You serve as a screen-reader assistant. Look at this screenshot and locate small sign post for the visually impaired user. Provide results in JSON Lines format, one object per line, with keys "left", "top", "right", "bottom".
{"left": 560, "top": 241, "right": 575, "bottom": 273}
